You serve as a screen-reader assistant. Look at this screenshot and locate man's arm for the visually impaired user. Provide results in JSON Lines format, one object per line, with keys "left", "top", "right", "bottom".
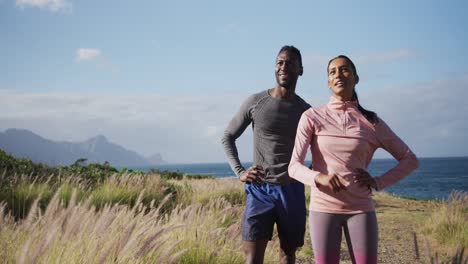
{"left": 221, "top": 95, "right": 255, "bottom": 177}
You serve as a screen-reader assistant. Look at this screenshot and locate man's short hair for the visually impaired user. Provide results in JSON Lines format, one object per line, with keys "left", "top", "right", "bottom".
{"left": 278, "top": 45, "right": 302, "bottom": 67}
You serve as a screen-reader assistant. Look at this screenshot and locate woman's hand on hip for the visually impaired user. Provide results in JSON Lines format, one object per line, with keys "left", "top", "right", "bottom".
{"left": 314, "top": 173, "right": 347, "bottom": 193}
{"left": 353, "top": 168, "right": 377, "bottom": 190}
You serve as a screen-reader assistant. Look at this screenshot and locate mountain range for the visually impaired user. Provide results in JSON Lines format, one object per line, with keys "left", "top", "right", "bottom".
{"left": 0, "top": 128, "right": 165, "bottom": 167}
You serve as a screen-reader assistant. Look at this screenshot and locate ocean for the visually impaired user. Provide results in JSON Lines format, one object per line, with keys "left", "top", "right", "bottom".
{"left": 131, "top": 157, "right": 468, "bottom": 200}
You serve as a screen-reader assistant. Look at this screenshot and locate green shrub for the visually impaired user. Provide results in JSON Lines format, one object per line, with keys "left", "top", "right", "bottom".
{"left": 185, "top": 174, "right": 215, "bottom": 180}
{"left": 0, "top": 149, "right": 119, "bottom": 185}
{"left": 149, "top": 169, "right": 184, "bottom": 180}
{"left": 0, "top": 182, "right": 54, "bottom": 219}
{"left": 91, "top": 184, "right": 141, "bottom": 208}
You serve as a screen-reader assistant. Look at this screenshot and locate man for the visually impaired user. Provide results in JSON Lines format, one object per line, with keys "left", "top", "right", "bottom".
{"left": 221, "top": 46, "right": 311, "bottom": 264}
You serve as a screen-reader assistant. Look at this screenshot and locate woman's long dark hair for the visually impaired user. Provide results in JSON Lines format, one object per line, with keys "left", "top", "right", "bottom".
{"left": 327, "top": 55, "right": 378, "bottom": 125}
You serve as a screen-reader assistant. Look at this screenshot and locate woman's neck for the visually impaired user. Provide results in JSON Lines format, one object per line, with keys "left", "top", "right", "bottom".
{"left": 332, "top": 94, "right": 353, "bottom": 101}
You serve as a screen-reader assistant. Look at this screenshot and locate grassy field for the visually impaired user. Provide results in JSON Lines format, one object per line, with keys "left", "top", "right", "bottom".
{"left": 0, "top": 173, "right": 466, "bottom": 263}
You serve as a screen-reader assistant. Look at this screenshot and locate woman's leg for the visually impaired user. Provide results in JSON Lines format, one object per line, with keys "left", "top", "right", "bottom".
{"left": 309, "top": 211, "right": 344, "bottom": 264}
{"left": 343, "top": 212, "right": 378, "bottom": 264}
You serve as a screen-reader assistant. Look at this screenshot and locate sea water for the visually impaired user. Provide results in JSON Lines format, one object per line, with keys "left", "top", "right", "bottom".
{"left": 132, "top": 157, "right": 468, "bottom": 200}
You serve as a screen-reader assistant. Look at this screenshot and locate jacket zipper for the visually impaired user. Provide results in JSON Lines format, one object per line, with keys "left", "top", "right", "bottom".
{"left": 343, "top": 104, "right": 347, "bottom": 135}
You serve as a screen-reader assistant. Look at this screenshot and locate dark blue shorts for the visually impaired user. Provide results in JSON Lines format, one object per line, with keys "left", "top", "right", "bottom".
{"left": 242, "top": 182, "right": 306, "bottom": 248}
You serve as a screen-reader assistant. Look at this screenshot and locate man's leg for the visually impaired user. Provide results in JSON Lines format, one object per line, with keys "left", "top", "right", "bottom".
{"left": 279, "top": 240, "right": 297, "bottom": 264}
{"left": 243, "top": 240, "right": 269, "bottom": 264}
{"left": 242, "top": 183, "right": 275, "bottom": 264}
{"left": 276, "top": 182, "right": 306, "bottom": 264}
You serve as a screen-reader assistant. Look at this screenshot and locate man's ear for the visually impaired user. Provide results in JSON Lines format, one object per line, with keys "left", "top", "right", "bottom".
{"left": 355, "top": 75, "right": 359, "bottom": 84}
{"left": 299, "top": 66, "right": 303, "bottom": 76}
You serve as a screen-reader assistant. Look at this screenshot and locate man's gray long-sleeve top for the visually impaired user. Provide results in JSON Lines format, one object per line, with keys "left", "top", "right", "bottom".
{"left": 221, "top": 90, "right": 311, "bottom": 185}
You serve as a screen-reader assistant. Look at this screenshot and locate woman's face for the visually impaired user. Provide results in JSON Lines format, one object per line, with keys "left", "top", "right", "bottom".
{"left": 327, "top": 57, "right": 358, "bottom": 101}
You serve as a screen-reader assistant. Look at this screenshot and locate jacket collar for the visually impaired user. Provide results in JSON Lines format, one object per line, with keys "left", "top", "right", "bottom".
{"left": 327, "top": 96, "right": 358, "bottom": 111}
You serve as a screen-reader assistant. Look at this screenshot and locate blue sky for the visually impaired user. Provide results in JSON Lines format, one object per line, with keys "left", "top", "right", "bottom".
{"left": 1, "top": 0, "right": 468, "bottom": 163}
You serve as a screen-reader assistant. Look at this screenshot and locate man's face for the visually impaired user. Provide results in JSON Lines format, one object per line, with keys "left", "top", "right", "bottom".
{"left": 275, "top": 51, "right": 303, "bottom": 89}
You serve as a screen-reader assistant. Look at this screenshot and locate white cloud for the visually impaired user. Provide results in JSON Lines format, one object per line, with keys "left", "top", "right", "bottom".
{"left": 0, "top": 90, "right": 248, "bottom": 163}
{"left": 75, "top": 48, "right": 119, "bottom": 72}
{"left": 204, "top": 125, "right": 220, "bottom": 137}
{"left": 359, "top": 74, "right": 468, "bottom": 158}
{"left": 355, "top": 49, "right": 417, "bottom": 65}
{"left": 76, "top": 48, "right": 101, "bottom": 62}
{"left": 16, "top": 0, "right": 71, "bottom": 12}
{"left": 1, "top": 75, "right": 467, "bottom": 163}
{"left": 302, "top": 49, "right": 418, "bottom": 76}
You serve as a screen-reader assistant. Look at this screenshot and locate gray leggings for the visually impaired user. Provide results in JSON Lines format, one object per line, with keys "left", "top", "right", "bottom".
{"left": 309, "top": 211, "right": 378, "bottom": 264}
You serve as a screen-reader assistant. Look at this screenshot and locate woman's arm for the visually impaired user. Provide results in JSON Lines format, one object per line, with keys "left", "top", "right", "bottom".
{"left": 288, "top": 111, "right": 322, "bottom": 187}
{"left": 373, "top": 118, "right": 420, "bottom": 190}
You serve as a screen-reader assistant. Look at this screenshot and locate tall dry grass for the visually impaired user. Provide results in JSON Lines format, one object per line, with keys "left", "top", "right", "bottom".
{"left": 3, "top": 173, "right": 466, "bottom": 263}
{"left": 416, "top": 191, "right": 468, "bottom": 264}
{"left": 0, "top": 173, "right": 181, "bottom": 219}
{"left": 0, "top": 188, "right": 187, "bottom": 263}
{"left": 175, "top": 178, "right": 244, "bottom": 206}
{"left": 0, "top": 175, "right": 290, "bottom": 263}
{"left": 423, "top": 191, "right": 468, "bottom": 248}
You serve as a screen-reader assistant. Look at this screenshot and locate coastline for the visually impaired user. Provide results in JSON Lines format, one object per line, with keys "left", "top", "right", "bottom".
{"left": 127, "top": 156, "right": 468, "bottom": 201}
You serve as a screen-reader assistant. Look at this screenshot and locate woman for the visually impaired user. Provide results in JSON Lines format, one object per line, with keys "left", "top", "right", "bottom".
{"left": 288, "top": 55, "right": 419, "bottom": 264}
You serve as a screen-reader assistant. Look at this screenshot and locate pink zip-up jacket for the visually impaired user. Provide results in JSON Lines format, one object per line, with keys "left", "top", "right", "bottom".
{"left": 288, "top": 96, "right": 419, "bottom": 214}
